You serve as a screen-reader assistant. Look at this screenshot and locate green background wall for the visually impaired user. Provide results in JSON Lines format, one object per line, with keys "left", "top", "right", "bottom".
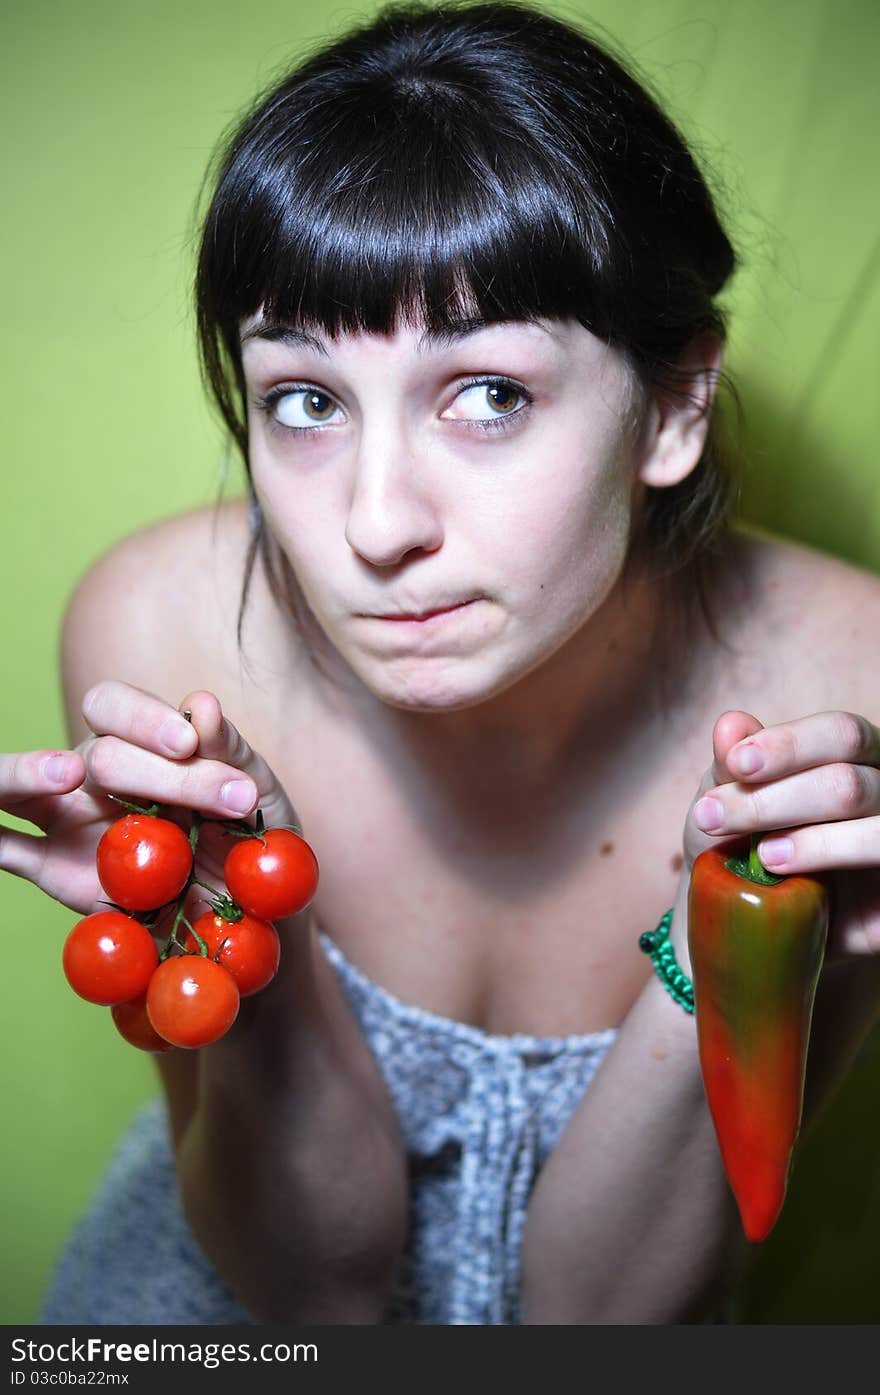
{"left": 2, "top": 0, "right": 879, "bottom": 1324}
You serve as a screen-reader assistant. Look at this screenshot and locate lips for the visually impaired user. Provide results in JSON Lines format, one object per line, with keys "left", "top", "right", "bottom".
{"left": 361, "top": 599, "right": 479, "bottom": 624}
{"left": 365, "top": 598, "right": 476, "bottom": 620}
{"left": 378, "top": 603, "right": 467, "bottom": 620}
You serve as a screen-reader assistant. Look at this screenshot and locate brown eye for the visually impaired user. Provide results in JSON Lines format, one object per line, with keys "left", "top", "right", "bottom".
{"left": 270, "top": 388, "right": 341, "bottom": 428}
{"left": 302, "top": 390, "right": 335, "bottom": 421}
{"left": 485, "top": 383, "right": 518, "bottom": 413}
{"left": 445, "top": 378, "right": 530, "bottom": 427}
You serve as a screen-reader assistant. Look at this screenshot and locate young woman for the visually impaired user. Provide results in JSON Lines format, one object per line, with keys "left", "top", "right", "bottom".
{"left": 4, "top": 0, "right": 880, "bottom": 1324}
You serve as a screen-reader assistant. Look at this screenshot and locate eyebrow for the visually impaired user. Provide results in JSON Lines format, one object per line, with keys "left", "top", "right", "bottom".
{"left": 240, "top": 316, "right": 551, "bottom": 356}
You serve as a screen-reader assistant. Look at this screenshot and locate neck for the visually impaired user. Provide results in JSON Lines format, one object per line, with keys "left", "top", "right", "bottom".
{"left": 313, "top": 557, "right": 708, "bottom": 837}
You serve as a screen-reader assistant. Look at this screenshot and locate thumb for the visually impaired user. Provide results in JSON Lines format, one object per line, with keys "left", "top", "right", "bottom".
{"left": 178, "top": 689, "right": 301, "bottom": 833}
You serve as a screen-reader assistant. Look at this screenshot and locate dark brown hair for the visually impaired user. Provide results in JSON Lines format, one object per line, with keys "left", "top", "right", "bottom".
{"left": 194, "top": 0, "right": 743, "bottom": 689}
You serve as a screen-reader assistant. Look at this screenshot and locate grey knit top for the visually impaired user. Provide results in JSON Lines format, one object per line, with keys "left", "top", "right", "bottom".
{"left": 41, "top": 930, "right": 617, "bottom": 1326}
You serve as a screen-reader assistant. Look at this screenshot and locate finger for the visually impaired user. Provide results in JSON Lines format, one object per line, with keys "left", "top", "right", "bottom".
{"left": 0, "top": 819, "right": 100, "bottom": 913}
{"left": 82, "top": 681, "right": 199, "bottom": 758}
{"left": 754, "top": 812, "right": 880, "bottom": 875}
{"left": 681, "top": 712, "right": 765, "bottom": 867}
{"left": 0, "top": 824, "right": 47, "bottom": 883}
{"left": 80, "top": 734, "right": 269, "bottom": 820}
{"left": 711, "top": 710, "right": 765, "bottom": 786}
{"left": 697, "top": 760, "right": 880, "bottom": 835}
{"left": 724, "top": 710, "right": 880, "bottom": 782}
{"left": 695, "top": 709, "right": 764, "bottom": 841}
{"left": 178, "top": 690, "right": 299, "bottom": 831}
{"left": 0, "top": 749, "right": 86, "bottom": 811}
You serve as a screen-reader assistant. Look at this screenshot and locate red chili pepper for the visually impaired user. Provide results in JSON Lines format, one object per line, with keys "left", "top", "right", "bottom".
{"left": 687, "top": 835, "right": 830, "bottom": 1242}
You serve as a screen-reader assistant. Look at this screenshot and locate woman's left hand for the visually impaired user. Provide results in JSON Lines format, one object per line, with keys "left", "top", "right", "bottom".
{"left": 685, "top": 708, "right": 880, "bottom": 960}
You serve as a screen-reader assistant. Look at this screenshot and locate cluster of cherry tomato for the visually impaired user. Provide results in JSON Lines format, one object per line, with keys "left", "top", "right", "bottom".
{"left": 62, "top": 804, "right": 319, "bottom": 1051}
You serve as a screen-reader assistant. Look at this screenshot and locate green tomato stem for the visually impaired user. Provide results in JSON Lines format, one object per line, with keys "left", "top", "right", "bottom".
{"left": 107, "top": 794, "right": 160, "bottom": 817}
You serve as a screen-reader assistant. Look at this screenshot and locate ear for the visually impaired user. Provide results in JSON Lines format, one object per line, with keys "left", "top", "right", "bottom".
{"left": 635, "top": 334, "right": 724, "bottom": 488}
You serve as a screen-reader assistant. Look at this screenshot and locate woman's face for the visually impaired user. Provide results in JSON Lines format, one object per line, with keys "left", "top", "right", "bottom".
{"left": 241, "top": 313, "right": 647, "bottom": 713}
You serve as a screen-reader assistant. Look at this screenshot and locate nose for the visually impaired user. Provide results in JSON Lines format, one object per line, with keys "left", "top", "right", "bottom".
{"left": 344, "top": 419, "right": 444, "bottom": 566}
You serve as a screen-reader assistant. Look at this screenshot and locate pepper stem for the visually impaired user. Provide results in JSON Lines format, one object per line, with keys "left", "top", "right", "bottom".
{"left": 725, "top": 831, "right": 787, "bottom": 886}
{"left": 748, "top": 834, "right": 766, "bottom": 882}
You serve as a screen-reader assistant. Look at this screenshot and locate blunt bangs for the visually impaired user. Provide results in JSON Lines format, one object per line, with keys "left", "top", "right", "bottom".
{"left": 197, "top": 58, "right": 627, "bottom": 450}
{"left": 228, "top": 135, "right": 610, "bottom": 341}
{"left": 204, "top": 66, "right": 622, "bottom": 340}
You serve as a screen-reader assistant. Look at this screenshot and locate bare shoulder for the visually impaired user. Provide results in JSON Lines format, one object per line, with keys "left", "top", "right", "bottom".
{"left": 733, "top": 519, "right": 880, "bottom": 629}
{"left": 728, "top": 520, "right": 880, "bottom": 714}
{"left": 59, "top": 498, "right": 278, "bottom": 740}
{"left": 64, "top": 494, "right": 251, "bottom": 608}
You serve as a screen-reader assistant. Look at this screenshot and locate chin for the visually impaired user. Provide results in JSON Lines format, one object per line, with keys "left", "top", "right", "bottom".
{"left": 358, "top": 651, "right": 536, "bottom": 715}
{"left": 372, "top": 672, "right": 495, "bottom": 714}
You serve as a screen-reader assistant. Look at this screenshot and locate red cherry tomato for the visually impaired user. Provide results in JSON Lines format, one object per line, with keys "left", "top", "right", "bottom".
{"left": 111, "top": 991, "right": 174, "bottom": 1053}
{"left": 223, "top": 827, "right": 319, "bottom": 921}
{"left": 183, "top": 911, "right": 280, "bottom": 997}
{"left": 63, "top": 911, "right": 158, "bottom": 1006}
{"left": 96, "top": 813, "right": 193, "bottom": 912}
{"left": 146, "top": 955, "right": 240, "bottom": 1049}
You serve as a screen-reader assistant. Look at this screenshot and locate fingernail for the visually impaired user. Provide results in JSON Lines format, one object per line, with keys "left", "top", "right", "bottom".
{"left": 220, "top": 779, "right": 257, "bottom": 814}
{"left": 695, "top": 796, "right": 725, "bottom": 831}
{"left": 159, "top": 718, "right": 197, "bottom": 756}
{"left": 759, "top": 836, "right": 793, "bottom": 867}
{"left": 43, "top": 754, "right": 70, "bottom": 783}
{"left": 731, "top": 743, "right": 763, "bottom": 775}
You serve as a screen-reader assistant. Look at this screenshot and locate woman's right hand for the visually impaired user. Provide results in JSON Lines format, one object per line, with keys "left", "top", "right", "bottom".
{"left": 2, "top": 679, "right": 408, "bottom": 1323}
{"left": 0, "top": 680, "right": 305, "bottom": 920}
